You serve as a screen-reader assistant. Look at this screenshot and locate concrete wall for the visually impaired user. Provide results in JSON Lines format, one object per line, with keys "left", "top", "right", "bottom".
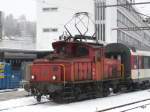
{"left": 105, "top": 0, "right": 117, "bottom": 43}
{"left": 36, "top": 0, "right": 94, "bottom": 50}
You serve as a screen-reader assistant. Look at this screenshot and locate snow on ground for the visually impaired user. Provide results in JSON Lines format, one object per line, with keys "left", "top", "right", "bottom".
{"left": 1, "top": 90, "right": 150, "bottom": 112}
{"left": 17, "top": 88, "right": 25, "bottom": 92}
{"left": 0, "top": 89, "right": 28, "bottom": 101}
{"left": 0, "top": 89, "right": 17, "bottom": 93}
{"left": 0, "top": 88, "right": 24, "bottom": 94}
{"left": 0, "top": 97, "right": 37, "bottom": 110}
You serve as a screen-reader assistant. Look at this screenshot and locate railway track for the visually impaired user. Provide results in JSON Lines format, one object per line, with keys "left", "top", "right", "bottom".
{"left": 98, "top": 98, "right": 150, "bottom": 112}
{"left": 0, "top": 89, "right": 150, "bottom": 112}
{"left": 0, "top": 93, "right": 120, "bottom": 112}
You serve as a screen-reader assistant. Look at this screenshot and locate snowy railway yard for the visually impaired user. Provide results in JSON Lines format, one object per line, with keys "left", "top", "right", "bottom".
{"left": 0, "top": 90, "right": 150, "bottom": 112}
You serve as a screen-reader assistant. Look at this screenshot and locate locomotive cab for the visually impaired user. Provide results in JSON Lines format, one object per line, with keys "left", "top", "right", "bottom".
{"left": 52, "top": 41, "right": 90, "bottom": 58}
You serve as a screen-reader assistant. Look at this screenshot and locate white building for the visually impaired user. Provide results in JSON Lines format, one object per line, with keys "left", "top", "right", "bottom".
{"left": 36, "top": 0, "right": 150, "bottom": 50}
{"left": 36, "top": 0, "right": 94, "bottom": 50}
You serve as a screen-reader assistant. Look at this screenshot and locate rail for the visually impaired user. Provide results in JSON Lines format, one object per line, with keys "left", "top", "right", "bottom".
{"left": 98, "top": 98, "right": 150, "bottom": 112}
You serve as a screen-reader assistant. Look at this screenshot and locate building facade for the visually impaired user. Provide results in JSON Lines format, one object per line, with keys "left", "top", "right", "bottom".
{"left": 116, "top": 0, "right": 150, "bottom": 50}
{"left": 0, "top": 11, "right": 3, "bottom": 40}
{"left": 36, "top": 0, "right": 94, "bottom": 50}
{"left": 37, "top": 0, "right": 150, "bottom": 50}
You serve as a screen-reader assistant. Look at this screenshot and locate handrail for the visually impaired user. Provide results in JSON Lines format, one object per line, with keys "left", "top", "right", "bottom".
{"left": 121, "top": 64, "right": 124, "bottom": 79}
{"left": 59, "top": 64, "right": 66, "bottom": 86}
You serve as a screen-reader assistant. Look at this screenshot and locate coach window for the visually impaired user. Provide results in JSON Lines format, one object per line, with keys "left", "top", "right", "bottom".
{"left": 133, "top": 56, "right": 138, "bottom": 69}
{"left": 148, "top": 57, "right": 150, "bottom": 68}
{"left": 143, "top": 57, "right": 149, "bottom": 69}
{"left": 58, "top": 46, "right": 66, "bottom": 55}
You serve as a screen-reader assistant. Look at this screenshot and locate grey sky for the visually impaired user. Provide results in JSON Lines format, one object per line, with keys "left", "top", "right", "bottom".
{"left": 0, "top": 0, "right": 36, "bottom": 21}
{"left": 0, "top": 0, "right": 149, "bottom": 21}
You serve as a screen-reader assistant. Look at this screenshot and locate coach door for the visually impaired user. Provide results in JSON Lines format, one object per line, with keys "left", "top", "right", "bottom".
{"left": 137, "top": 56, "right": 140, "bottom": 80}
{"left": 133, "top": 55, "right": 142, "bottom": 80}
{"left": 133, "top": 55, "right": 138, "bottom": 79}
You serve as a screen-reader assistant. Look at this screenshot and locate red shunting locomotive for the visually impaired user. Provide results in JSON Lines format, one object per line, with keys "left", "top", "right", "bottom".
{"left": 30, "top": 35, "right": 124, "bottom": 102}
{"left": 29, "top": 12, "right": 150, "bottom": 103}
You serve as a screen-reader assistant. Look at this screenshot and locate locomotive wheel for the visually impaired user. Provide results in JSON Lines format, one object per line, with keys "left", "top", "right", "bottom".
{"left": 74, "top": 87, "right": 82, "bottom": 100}
{"left": 51, "top": 92, "right": 62, "bottom": 103}
{"left": 52, "top": 86, "right": 76, "bottom": 103}
{"left": 53, "top": 93, "right": 75, "bottom": 103}
{"left": 127, "top": 84, "right": 134, "bottom": 92}
{"left": 113, "top": 84, "right": 121, "bottom": 93}
{"left": 36, "top": 95, "right": 42, "bottom": 102}
{"left": 102, "top": 86, "right": 110, "bottom": 97}
{"left": 113, "top": 88, "right": 119, "bottom": 93}
{"left": 102, "top": 89, "right": 109, "bottom": 97}
{"left": 53, "top": 94, "right": 63, "bottom": 103}
{"left": 140, "top": 83, "right": 147, "bottom": 90}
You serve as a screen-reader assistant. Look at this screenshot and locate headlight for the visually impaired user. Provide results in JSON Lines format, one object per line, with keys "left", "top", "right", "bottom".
{"left": 31, "top": 75, "right": 35, "bottom": 80}
{"left": 52, "top": 75, "right": 56, "bottom": 80}
{"left": 12, "top": 75, "right": 15, "bottom": 78}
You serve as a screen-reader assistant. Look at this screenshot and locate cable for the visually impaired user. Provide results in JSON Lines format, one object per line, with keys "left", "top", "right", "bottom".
{"left": 97, "top": 0, "right": 150, "bottom": 19}
{"left": 98, "top": 1, "right": 150, "bottom": 8}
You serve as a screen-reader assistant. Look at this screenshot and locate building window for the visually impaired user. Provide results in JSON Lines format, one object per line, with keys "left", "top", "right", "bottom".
{"left": 43, "top": 28, "right": 58, "bottom": 32}
{"left": 103, "top": 24, "right": 105, "bottom": 41}
{"left": 143, "top": 56, "right": 150, "bottom": 69}
{"left": 42, "top": 7, "right": 58, "bottom": 12}
{"left": 95, "top": 0, "right": 106, "bottom": 41}
{"left": 95, "top": 0, "right": 105, "bottom": 21}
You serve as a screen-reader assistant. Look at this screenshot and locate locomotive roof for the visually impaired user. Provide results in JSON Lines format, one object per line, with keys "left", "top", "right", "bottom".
{"left": 106, "top": 43, "right": 150, "bottom": 56}
{"left": 52, "top": 41, "right": 104, "bottom": 49}
{"left": 105, "top": 43, "right": 131, "bottom": 56}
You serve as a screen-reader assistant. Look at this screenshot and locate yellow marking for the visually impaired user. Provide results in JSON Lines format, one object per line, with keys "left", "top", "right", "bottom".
{"left": 59, "top": 64, "right": 66, "bottom": 86}
{"left": 121, "top": 64, "right": 124, "bottom": 79}
{"left": 0, "top": 69, "right": 4, "bottom": 73}
{"left": 0, "top": 75, "right": 4, "bottom": 79}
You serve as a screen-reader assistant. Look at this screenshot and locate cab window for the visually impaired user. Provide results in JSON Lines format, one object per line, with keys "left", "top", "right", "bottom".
{"left": 76, "top": 46, "right": 89, "bottom": 57}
